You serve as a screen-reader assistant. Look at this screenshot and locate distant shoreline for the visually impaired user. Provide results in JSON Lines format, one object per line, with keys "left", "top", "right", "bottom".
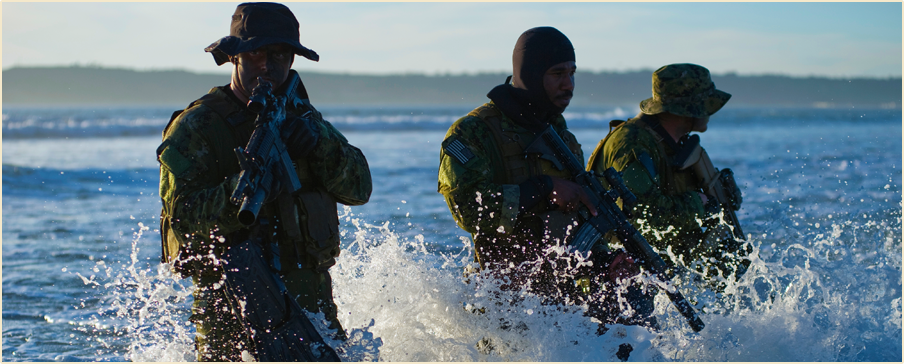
{"left": 3, "top": 66, "right": 901, "bottom": 108}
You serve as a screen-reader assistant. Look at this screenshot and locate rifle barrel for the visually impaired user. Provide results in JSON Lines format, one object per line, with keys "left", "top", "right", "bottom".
{"left": 238, "top": 188, "right": 267, "bottom": 226}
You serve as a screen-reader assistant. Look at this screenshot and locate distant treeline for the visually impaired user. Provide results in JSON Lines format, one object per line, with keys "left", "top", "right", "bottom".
{"left": 3, "top": 66, "right": 901, "bottom": 108}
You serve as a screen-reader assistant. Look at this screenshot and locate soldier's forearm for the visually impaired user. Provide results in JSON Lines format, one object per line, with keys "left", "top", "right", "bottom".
{"left": 311, "top": 140, "right": 372, "bottom": 205}
{"left": 170, "top": 174, "right": 244, "bottom": 240}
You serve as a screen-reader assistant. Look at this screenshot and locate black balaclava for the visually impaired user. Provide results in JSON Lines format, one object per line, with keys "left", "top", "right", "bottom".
{"left": 488, "top": 27, "right": 575, "bottom": 131}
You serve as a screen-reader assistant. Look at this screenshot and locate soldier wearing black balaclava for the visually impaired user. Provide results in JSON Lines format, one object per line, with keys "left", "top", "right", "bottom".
{"left": 438, "top": 27, "right": 655, "bottom": 330}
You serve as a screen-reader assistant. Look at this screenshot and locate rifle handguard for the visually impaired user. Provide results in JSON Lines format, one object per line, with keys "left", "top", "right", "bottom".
{"left": 602, "top": 168, "right": 637, "bottom": 208}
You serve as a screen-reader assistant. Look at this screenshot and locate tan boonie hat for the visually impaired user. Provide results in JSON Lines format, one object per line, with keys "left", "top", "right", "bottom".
{"left": 205, "top": 2, "right": 319, "bottom": 66}
{"left": 639, "top": 63, "right": 731, "bottom": 118}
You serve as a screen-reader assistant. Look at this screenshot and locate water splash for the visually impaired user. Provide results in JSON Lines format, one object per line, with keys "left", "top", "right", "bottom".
{"left": 72, "top": 203, "right": 901, "bottom": 362}
{"left": 73, "top": 222, "right": 196, "bottom": 361}
{"left": 330, "top": 204, "right": 901, "bottom": 361}
{"left": 649, "top": 207, "right": 902, "bottom": 361}
{"left": 71, "top": 219, "right": 383, "bottom": 362}
{"left": 333, "top": 207, "right": 677, "bottom": 361}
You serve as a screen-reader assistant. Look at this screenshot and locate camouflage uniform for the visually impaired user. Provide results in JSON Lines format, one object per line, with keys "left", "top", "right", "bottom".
{"left": 587, "top": 64, "right": 732, "bottom": 267}
{"left": 158, "top": 80, "right": 371, "bottom": 360}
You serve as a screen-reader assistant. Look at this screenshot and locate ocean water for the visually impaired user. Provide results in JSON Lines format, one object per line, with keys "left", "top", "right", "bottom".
{"left": 2, "top": 105, "right": 901, "bottom": 361}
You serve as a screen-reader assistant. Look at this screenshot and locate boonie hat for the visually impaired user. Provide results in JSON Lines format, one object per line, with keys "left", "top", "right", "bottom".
{"left": 205, "top": 2, "right": 319, "bottom": 66}
{"left": 639, "top": 64, "right": 731, "bottom": 118}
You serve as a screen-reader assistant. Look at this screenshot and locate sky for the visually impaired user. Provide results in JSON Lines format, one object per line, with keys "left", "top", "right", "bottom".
{"left": 3, "top": 2, "right": 902, "bottom": 78}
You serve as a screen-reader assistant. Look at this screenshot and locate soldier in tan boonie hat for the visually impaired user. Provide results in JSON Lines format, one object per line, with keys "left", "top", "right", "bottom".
{"left": 639, "top": 63, "right": 731, "bottom": 118}
{"left": 586, "top": 63, "right": 748, "bottom": 288}
{"left": 204, "top": 2, "right": 319, "bottom": 65}
{"left": 158, "top": 2, "right": 373, "bottom": 361}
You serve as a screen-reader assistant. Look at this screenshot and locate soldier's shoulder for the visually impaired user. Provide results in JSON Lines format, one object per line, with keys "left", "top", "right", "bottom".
{"left": 609, "top": 119, "right": 656, "bottom": 142}
{"left": 445, "top": 104, "right": 494, "bottom": 141}
{"left": 167, "top": 88, "right": 240, "bottom": 134}
{"left": 603, "top": 119, "right": 659, "bottom": 155}
{"left": 165, "top": 103, "right": 219, "bottom": 137}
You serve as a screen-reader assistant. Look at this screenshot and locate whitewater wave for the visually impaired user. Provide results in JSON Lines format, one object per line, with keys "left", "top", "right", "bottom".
{"left": 72, "top": 204, "right": 901, "bottom": 361}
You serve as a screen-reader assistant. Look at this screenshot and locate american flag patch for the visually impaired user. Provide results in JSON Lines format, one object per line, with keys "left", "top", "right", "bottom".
{"left": 444, "top": 138, "right": 476, "bottom": 165}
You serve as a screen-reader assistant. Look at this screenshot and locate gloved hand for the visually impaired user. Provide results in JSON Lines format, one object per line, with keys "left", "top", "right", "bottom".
{"left": 605, "top": 249, "right": 640, "bottom": 283}
{"left": 548, "top": 176, "right": 598, "bottom": 216}
{"left": 703, "top": 194, "right": 721, "bottom": 215}
{"left": 280, "top": 115, "right": 320, "bottom": 160}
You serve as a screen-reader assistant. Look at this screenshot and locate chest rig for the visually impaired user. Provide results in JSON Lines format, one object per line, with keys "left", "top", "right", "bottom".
{"left": 590, "top": 114, "right": 699, "bottom": 197}
{"left": 469, "top": 104, "right": 584, "bottom": 248}
{"left": 160, "top": 82, "right": 340, "bottom": 276}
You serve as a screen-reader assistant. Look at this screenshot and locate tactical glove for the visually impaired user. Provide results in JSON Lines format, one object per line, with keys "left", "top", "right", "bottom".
{"left": 280, "top": 115, "right": 320, "bottom": 160}
{"left": 608, "top": 249, "right": 640, "bottom": 282}
{"left": 596, "top": 249, "right": 640, "bottom": 283}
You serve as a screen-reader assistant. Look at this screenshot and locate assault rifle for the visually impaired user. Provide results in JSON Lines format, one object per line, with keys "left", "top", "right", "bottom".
{"left": 526, "top": 126, "right": 705, "bottom": 332}
{"left": 230, "top": 76, "right": 304, "bottom": 226}
{"left": 674, "top": 134, "right": 750, "bottom": 277}
{"left": 225, "top": 75, "right": 341, "bottom": 361}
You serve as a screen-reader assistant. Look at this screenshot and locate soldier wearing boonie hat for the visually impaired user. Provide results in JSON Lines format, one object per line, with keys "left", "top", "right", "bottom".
{"left": 158, "top": 2, "right": 372, "bottom": 360}
{"left": 586, "top": 63, "right": 744, "bottom": 278}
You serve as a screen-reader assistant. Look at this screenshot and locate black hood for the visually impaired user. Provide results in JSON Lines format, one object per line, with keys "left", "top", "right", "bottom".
{"left": 489, "top": 27, "right": 574, "bottom": 128}
{"left": 486, "top": 82, "right": 545, "bottom": 132}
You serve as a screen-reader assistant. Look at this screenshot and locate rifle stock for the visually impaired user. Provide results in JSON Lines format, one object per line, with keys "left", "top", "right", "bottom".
{"left": 532, "top": 126, "right": 705, "bottom": 332}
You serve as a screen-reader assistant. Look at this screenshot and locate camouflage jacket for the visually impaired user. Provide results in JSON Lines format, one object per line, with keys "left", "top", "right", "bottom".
{"left": 587, "top": 114, "right": 706, "bottom": 257}
{"left": 438, "top": 101, "right": 583, "bottom": 264}
{"left": 158, "top": 83, "right": 372, "bottom": 276}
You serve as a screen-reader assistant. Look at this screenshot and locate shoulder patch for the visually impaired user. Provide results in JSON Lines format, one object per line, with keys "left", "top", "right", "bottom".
{"left": 158, "top": 143, "right": 192, "bottom": 178}
{"left": 637, "top": 151, "right": 658, "bottom": 179}
{"left": 443, "top": 137, "right": 476, "bottom": 165}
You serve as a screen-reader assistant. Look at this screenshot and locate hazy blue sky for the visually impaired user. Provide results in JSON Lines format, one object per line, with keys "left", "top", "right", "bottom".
{"left": 3, "top": 2, "right": 901, "bottom": 78}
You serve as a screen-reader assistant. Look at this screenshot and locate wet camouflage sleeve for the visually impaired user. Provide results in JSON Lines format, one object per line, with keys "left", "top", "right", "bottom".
{"left": 158, "top": 106, "right": 245, "bottom": 249}
{"left": 303, "top": 106, "right": 372, "bottom": 206}
{"left": 588, "top": 123, "right": 706, "bottom": 243}
{"left": 438, "top": 116, "right": 520, "bottom": 236}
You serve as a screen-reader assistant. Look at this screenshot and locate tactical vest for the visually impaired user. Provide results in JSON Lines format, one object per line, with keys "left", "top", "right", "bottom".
{"left": 588, "top": 114, "right": 698, "bottom": 198}
{"left": 467, "top": 104, "right": 583, "bottom": 263}
{"left": 158, "top": 86, "right": 340, "bottom": 278}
